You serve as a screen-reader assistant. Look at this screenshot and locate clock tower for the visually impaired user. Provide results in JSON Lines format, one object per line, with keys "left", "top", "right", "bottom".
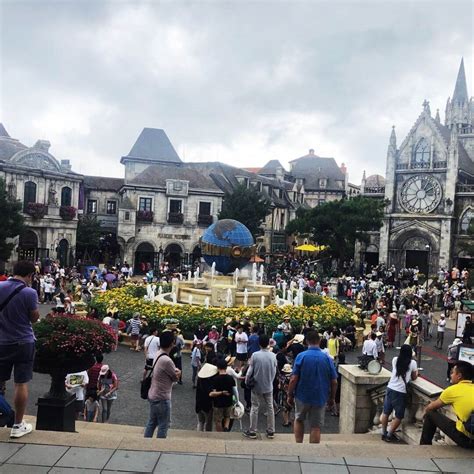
{"left": 378, "top": 59, "right": 474, "bottom": 276}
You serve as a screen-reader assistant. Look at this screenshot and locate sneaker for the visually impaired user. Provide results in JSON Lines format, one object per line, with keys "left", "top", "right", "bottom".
{"left": 10, "top": 422, "right": 33, "bottom": 438}
{"left": 242, "top": 430, "right": 257, "bottom": 439}
{"left": 384, "top": 433, "right": 401, "bottom": 443}
{"left": 266, "top": 430, "right": 275, "bottom": 439}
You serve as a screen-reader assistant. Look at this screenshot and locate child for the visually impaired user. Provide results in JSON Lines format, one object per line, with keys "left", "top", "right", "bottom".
{"left": 191, "top": 341, "right": 202, "bottom": 388}
{"left": 84, "top": 392, "right": 100, "bottom": 422}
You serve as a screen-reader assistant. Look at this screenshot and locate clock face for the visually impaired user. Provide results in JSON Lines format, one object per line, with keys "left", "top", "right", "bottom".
{"left": 399, "top": 175, "right": 442, "bottom": 213}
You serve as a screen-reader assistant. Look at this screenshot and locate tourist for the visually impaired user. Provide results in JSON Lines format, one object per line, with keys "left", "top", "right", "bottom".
{"left": 207, "top": 325, "right": 220, "bottom": 350}
{"left": 194, "top": 321, "right": 208, "bottom": 343}
{"left": 235, "top": 325, "right": 248, "bottom": 370}
{"left": 170, "top": 329, "right": 184, "bottom": 384}
{"left": 247, "top": 326, "right": 260, "bottom": 357}
{"left": 243, "top": 334, "right": 277, "bottom": 440}
{"left": 86, "top": 354, "right": 103, "bottom": 393}
{"left": 375, "top": 331, "right": 385, "bottom": 365}
{"left": 446, "top": 338, "right": 462, "bottom": 382}
{"left": 386, "top": 313, "right": 398, "bottom": 348}
{"left": 110, "top": 313, "right": 120, "bottom": 351}
{"left": 84, "top": 392, "right": 100, "bottom": 422}
{"left": 195, "top": 363, "right": 217, "bottom": 432}
{"left": 204, "top": 342, "right": 217, "bottom": 365}
{"left": 191, "top": 341, "right": 203, "bottom": 388}
{"left": 362, "top": 333, "right": 378, "bottom": 361}
{"left": 327, "top": 331, "right": 340, "bottom": 361}
{"left": 0, "top": 260, "right": 39, "bottom": 438}
{"left": 272, "top": 325, "right": 285, "bottom": 350}
{"left": 128, "top": 313, "right": 142, "bottom": 352}
{"left": 279, "top": 363, "right": 293, "bottom": 427}
{"left": 281, "top": 316, "right": 293, "bottom": 341}
{"left": 435, "top": 314, "right": 447, "bottom": 349}
{"left": 210, "top": 358, "right": 235, "bottom": 432}
{"left": 284, "top": 334, "right": 306, "bottom": 361}
{"left": 287, "top": 331, "right": 337, "bottom": 444}
{"left": 144, "top": 331, "right": 180, "bottom": 438}
{"left": 144, "top": 328, "right": 160, "bottom": 373}
{"left": 420, "top": 361, "right": 474, "bottom": 448}
{"left": 65, "top": 370, "right": 89, "bottom": 420}
{"left": 97, "top": 365, "right": 119, "bottom": 423}
{"left": 380, "top": 344, "right": 418, "bottom": 442}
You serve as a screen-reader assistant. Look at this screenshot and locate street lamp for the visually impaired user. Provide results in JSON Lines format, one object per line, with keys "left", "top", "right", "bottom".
{"left": 425, "top": 244, "right": 431, "bottom": 291}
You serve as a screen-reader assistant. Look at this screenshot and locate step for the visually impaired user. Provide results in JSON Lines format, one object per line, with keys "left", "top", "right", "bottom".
{"left": 0, "top": 418, "right": 470, "bottom": 460}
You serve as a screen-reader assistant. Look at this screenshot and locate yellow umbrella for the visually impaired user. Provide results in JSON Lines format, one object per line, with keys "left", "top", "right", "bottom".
{"left": 295, "top": 244, "right": 318, "bottom": 252}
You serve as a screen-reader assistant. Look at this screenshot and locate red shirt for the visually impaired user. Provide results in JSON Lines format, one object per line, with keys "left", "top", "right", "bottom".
{"left": 0, "top": 275, "right": 8, "bottom": 282}
{"left": 87, "top": 362, "right": 103, "bottom": 390}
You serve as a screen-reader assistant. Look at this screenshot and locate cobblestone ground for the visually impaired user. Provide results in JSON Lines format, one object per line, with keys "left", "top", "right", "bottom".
{"left": 9, "top": 305, "right": 456, "bottom": 433}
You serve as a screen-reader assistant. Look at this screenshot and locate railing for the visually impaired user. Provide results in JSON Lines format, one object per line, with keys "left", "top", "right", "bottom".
{"left": 168, "top": 212, "right": 184, "bottom": 224}
{"left": 136, "top": 210, "right": 154, "bottom": 222}
{"left": 364, "top": 186, "right": 385, "bottom": 194}
{"left": 457, "top": 184, "right": 474, "bottom": 193}
{"left": 396, "top": 161, "right": 447, "bottom": 170}
{"left": 197, "top": 214, "right": 213, "bottom": 226}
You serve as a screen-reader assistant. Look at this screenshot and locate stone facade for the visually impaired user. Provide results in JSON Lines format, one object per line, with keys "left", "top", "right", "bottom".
{"left": 359, "top": 59, "right": 474, "bottom": 274}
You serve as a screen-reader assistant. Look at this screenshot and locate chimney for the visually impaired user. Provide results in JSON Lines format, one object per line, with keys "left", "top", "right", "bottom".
{"left": 61, "top": 159, "right": 72, "bottom": 171}
{"left": 309, "top": 149, "right": 315, "bottom": 155}
{"left": 340, "top": 162, "right": 347, "bottom": 174}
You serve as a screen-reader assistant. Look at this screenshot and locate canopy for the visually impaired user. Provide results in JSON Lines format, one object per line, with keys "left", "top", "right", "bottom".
{"left": 295, "top": 244, "right": 327, "bottom": 252}
{"left": 461, "top": 300, "right": 474, "bottom": 311}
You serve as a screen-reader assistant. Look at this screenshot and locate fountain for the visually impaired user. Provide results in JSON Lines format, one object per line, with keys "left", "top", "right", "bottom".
{"left": 193, "top": 271, "right": 198, "bottom": 287}
{"left": 211, "top": 262, "right": 216, "bottom": 279}
{"left": 288, "top": 291, "right": 293, "bottom": 305}
{"left": 171, "top": 292, "right": 177, "bottom": 304}
{"left": 259, "top": 265, "right": 264, "bottom": 285}
{"left": 226, "top": 288, "right": 233, "bottom": 308}
{"left": 251, "top": 263, "right": 257, "bottom": 286}
{"left": 233, "top": 268, "right": 240, "bottom": 285}
{"left": 204, "top": 297, "right": 210, "bottom": 309}
{"left": 243, "top": 288, "right": 249, "bottom": 307}
{"left": 282, "top": 281, "right": 287, "bottom": 300}
{"left": 260, "top": 295, "right": 265, "bottom": 309}
{"left": 188, "top": 294, "right": 193, "bottom": 305}
{"left": 158, "top": 286, "right": 163, "bottom": 295}
{"left": 297, "top": 288, "right": 304, "bottom": 307}
{"left": 188, "top": 270, "right": 192, "bottom": 281}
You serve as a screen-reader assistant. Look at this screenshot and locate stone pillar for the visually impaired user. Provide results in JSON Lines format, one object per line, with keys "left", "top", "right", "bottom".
{"left": 339, "top": 365, "right": 391, "bottom": 434}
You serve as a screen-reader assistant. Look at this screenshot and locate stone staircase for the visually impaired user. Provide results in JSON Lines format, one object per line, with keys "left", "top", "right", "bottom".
{"left": 0, "top": 416, "right": 470, "bottom": 461}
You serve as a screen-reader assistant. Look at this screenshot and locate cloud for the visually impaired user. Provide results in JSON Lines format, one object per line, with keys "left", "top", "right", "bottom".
{"left": 0, "top": 0, "right": 472, "bottom": 184}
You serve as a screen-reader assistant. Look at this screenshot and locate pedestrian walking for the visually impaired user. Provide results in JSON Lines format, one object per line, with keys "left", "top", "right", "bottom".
{"left": 435, "top": 315, "right": 446, "bottom": 349}
{"left": 97, "top": 365, "right": 118, "bottom": 422}
{"left": 243, "top": 334, "right": 277, "bottom": 440}
{"left": 195, "top": 363, "right": 217, "bottom": 432}
{"left": 144, "top": 331, "right": 180, "bottom": 438}
{"left": 0, "top": 261, "right": 40, "bottom": 438}
{"left": 287, "top": 331, "right": 337, "bottom": 444}
{"left": 380, "top": 344, "right": 418, "bottom": 442}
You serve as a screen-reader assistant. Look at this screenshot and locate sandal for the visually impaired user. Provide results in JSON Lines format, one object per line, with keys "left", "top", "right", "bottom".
{"left": 282, "top": 422, "right": 291, "bottom": 427}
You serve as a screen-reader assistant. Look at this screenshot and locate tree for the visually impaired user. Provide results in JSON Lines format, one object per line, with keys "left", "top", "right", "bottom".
{"left": 218, "top": 183, "right": 271, "bottom": 237}
{"left": 286, "top": 196, "right": 386, "bottom": 270}
{"left": 76, "top": 215, "right": 103, "bottom": 263}
{"left": 0, "top": 177, "right": 25, "bottom": 262}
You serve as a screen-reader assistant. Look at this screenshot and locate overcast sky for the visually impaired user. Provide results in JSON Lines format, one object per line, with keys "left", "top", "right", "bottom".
{"left": 0, "top": 0, "right": 472, "bottom": 184}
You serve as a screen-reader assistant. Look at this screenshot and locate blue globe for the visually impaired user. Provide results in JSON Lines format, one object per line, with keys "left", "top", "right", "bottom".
{"left": 200, "top": 219, "right": 255, "bottom": 274}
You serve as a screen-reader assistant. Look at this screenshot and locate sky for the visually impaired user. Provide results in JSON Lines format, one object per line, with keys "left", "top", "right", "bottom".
{"left": 0, "top": 0, "right": 473, "bottom": 184}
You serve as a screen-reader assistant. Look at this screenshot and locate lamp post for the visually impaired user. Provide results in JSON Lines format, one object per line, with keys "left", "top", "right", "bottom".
{"left": 425, "top": 244, "right": 431, "bottom": 291}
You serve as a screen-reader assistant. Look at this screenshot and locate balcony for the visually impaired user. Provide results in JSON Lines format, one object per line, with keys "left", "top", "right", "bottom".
{"left": 59, "top": 205, "right": 77, "bottom": 221}
{"left": 168, "top": 212, "right": 184, "bottom": 224}
{"left": 396, "top": 161, "right": 448, "bottom": 170}
{"left": 136, "top": 210, "right": 154, "bottom": 222}
{"left": 24, "top": 202, "right": 48, "bottom": 219}
{"left": 364, "top": 186, "right": 385, "bottom": 194}
{"left": 197, "top": 214, "right": 213, "bottom": 226}
{"left": 456, "top": 184, "right": 474, "bottom": 193}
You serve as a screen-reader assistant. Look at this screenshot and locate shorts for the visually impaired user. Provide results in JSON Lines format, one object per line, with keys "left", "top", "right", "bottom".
{"left": 294, "top": 399, "right": 325, "bottom": 428}
{"left": 0, "top": 342, "right": 35, "bottom": 384}
{"left": 383, "top": 388, "right": 407, "bottom": 420}
{"left": 145, "top": 358, "right": 153, "bottom": 369}
{"left": 131, "top": 334, "right": 139, "bottom": 341}
{"left": 236, "top": 352, "right": 248, "bottom": 362}
{"left": 213, "top": 406, "right": 231, "bottom": 422}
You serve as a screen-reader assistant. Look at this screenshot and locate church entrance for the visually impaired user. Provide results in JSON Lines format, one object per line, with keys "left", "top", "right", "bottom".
{"left": 364, "top": 252, "right": 379, "bottom": 268}
{"left": 164, "top": 244, "right": 183, "bottom": 270}
{"left": 405, "top": 250, "right": 429, "bottom": 275}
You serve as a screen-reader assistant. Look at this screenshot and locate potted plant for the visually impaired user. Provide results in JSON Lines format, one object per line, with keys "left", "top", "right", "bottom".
{"left": 25, "top": 202, "right": 48, "bottom": 219}
{"left": 136, "top": 210, "right": 153, "bottom": 222}
{"left": 59, "top": 205, "right": 77, "bottom": 220}
{"left": 34, "top": 314, "right": 115, "bottom": 431}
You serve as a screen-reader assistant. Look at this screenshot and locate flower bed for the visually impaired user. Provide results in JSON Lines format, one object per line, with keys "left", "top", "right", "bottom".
{"left": 90, "top": 286, "right": 354, "bottom": 338}
{"left": 25, "top": 202, "right": 48, "bottom": 219}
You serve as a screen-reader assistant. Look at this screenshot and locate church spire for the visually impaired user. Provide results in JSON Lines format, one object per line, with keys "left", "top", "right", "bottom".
{"left": 435, "top": 109, "right": 440, "bottom": 123}
{"left": 389, "top": 125, "right": 397, "bottom": 148}
{"left": 452, "top": 58, "right": 469, "bottom": 104}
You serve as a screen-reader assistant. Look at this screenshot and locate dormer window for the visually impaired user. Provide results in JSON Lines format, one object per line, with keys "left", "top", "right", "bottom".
{"left": 319, "top": 178, "right": 327, "bottom": 188}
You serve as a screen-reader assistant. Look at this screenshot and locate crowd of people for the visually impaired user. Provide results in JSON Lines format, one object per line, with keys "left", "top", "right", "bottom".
{"left": 0, "top": 258, "right": 472, "bottom": 450}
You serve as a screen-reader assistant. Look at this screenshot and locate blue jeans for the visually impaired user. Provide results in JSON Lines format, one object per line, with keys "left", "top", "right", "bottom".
{"left": 144, "top": 399, "right": 171, "bottom": 438}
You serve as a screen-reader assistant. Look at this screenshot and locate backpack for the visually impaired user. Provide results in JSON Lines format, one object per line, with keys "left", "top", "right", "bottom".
{"left": 462, "top": 411, "right": 474, "bottom": 436}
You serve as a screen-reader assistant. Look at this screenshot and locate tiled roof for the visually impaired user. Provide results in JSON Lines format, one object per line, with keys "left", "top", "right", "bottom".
{"left": 122, "top": 128, "right": 181, "bottom": 163}
{"left": 84, "top": 176, "right": 124, "bottom": 191}
{"left": 0, "top": 123, "right": 10, "bottom": 138}
{"left": 289, "top": 155, "right": 345, "bottom": 191}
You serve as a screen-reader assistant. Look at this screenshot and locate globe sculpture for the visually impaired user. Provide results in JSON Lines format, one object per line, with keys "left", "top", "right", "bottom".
{"left": 200, "top": 219, "right": 256, "bottom": 274}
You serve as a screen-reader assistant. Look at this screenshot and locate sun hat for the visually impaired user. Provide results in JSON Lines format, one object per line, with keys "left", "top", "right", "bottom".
{"left": 225, "top": 355, "right": 236, "bottom": 366}
{"left": 376, "top": 331, "right": 383, "bottom": 337}
{"left": 198, "top": 363, "right": 218, "bottom": 379}
{"left": 225, "top": 317, "right": 233, "bottom": 324}
{"left": 390, "top": 313, "right": 398, "bottom": 320}
{"left": 440, "top": 314, "right": 445, "bottom": 318}
{"left": 282, "top": 363, "right": 293, "bottom": 374}
{"left": 284, "top": 316, "right": 290, "bottom": 320}
{"left": 99, "top": 365, "right": 110, "bottom": 376}
{"left": 211, "top": 325, "right": 217, "bottom": 329}
{"left": 277, "top": 324, "right": 284, "bottom": 330}
{"left": 293, "top": 334, "right": 305, "bottom": 344}
{"left": 411, "top": 319, "right": 419, "bottom": 326}
{"left": 269, "top": 338, "right": 276, "bottom": 347}
{"left": 133, "top": 312, "right": 140, "bottom": 319}
{"left": 453, "top": 338, "right": 462, "bottom": 345}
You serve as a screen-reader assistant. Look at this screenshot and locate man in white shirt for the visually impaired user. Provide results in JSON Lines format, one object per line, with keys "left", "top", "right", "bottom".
{"left": 362, "top": 333, "right": 379, "bottom": 359}
{"left": 435, "top": 315, "right": 447, "bottom": 349}
{"left": 144, "top": 329, "right": 160, "bottom": 368}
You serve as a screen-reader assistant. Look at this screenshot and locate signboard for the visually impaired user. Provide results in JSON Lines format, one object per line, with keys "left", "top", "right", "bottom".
{"left": 457, "top": 344, "right": 474, "bottom": 364}
{"left": 456, "top": 312, "right": 472, "bottom": 339}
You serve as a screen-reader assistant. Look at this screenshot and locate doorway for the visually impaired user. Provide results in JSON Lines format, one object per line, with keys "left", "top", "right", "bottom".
{"left": 364, "top": 252, "right": 379, "bottom": 268}
{"left": 405, "top": 250, "right": 428, "bottom": 275}
{"left": 134, "top": 242, "right": 155, "bottom": 274}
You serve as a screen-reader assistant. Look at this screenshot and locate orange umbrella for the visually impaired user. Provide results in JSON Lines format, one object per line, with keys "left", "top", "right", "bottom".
{"left": 249, "top": 255, "right": 264, "bottom": 263}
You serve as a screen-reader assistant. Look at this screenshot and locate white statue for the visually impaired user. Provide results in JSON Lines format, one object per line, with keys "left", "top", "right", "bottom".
{"left": 226, "top": 288, "right": 233, "bottom": 308}
{"left": 234, "top": 268, "right": 240, "bottom": 285}
{"left": 188, "top": 294, "right": 193, "bottom": 305}
{"left": 193, "top": 271, "right": 198, "bottom": 287}
{"left": 204, "top": 297, "right": 210, "bottom": 309}
{"left": 243, "top": 288, "right": 249, "bottom": 307}
{"left": 275, "top": 295, "right": 280, "bottom": 306}
{"left": 297, "top": 288, "right": 304, "bottom": 306}
{"left": 288, "top": 291, "right": 293, "bottom": 304}
{"left": 158, "top": 286, "right": 163, "bottom": 295}
{"left": 188, "top": 270, "right": 192, "bottom": 281}
{"left": 260, "top": 295, "right": 265, "bottom": 309}
{"left": 171, "top": 292, "right": 177, "bottom": 304}
{"left": 282, "top": 281, "right": 287, "bottom": 300}
{"left": 259, "top": 265, "right": 264, "bottom": 285}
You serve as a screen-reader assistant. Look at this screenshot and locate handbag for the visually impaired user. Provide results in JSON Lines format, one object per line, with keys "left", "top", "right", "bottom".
{"left": 140, "top": 353, "right": 168, "bottom": 400}
{"left": 231, "top": 401, "right": 244, "bottom": 419}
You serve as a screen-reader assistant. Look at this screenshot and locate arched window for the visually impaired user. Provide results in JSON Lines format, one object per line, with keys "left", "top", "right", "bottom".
{"left": 460, "top": 209, "right": 474, "bottom": 234}
{"left": 23, "top": 181, "right": 36, "bottom": 210}
{"left": 414, "top": 139, "right": 430, "bottom": 166}
{"left": 61, "top": 186, "right": 72, "bottom": 207}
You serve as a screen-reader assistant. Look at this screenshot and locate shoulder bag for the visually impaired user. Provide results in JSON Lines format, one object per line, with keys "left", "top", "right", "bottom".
{"left": 140, "top": 353, "right": 168, "bottom": 400}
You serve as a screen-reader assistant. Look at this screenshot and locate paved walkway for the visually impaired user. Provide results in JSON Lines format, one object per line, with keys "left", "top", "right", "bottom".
{"left": 0, "top": 441, "right": 473, "bottom": 473}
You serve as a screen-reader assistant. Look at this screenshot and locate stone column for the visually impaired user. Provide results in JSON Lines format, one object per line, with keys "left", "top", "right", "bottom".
{"left": 339, "top": 365, "right": 391, "bottom": 434}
